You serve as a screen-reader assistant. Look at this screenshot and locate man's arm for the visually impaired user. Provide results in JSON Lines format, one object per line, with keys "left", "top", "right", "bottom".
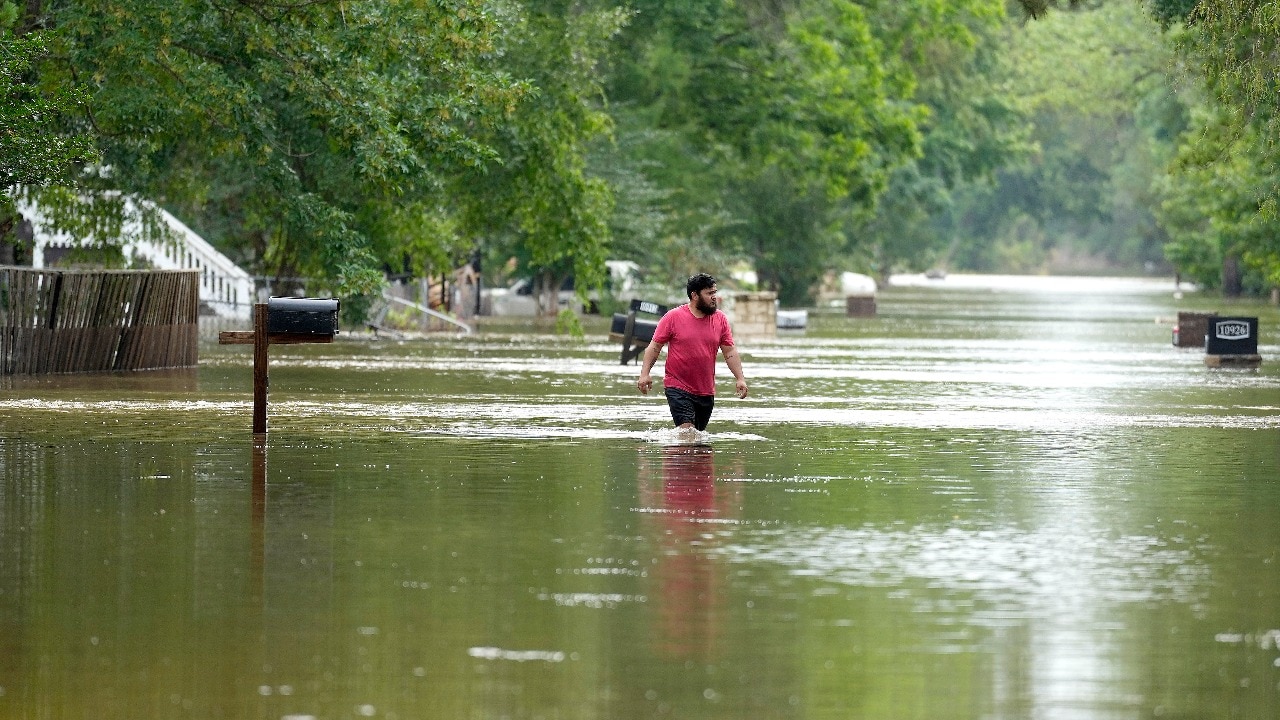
{"left": 636, "top": 341, "right": 665, "bottom": 394}
{"left": 721, "top": 344, "right": 748, "bottom": 399}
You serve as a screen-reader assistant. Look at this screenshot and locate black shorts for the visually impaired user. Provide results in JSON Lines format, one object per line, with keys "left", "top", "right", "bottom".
{"left": 664, "top": 387, "right": 715, "bottom": 431}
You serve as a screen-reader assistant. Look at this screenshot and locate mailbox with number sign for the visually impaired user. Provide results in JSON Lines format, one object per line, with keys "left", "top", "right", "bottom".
{"left": 1205, "top": 316, "right": 1258, "bottom": 355}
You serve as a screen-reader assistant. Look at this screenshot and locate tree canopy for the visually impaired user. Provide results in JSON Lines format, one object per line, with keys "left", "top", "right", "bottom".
{"left": 53, "top": 0, "right": 534, "bottom": 294}
{"left": 0, "top": 4, "right": 97, "bottom": 253}
{"left": 6, "top": 0, "right": 1280, "bottom": 308}
{"left": 1153, "top": 0, "right": 1280, "bottom": 293}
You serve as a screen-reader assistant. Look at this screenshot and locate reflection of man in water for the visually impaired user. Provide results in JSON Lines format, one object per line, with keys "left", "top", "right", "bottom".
{"left": 649, "top": 446, "right": 719, "bottom": 660}
{"left": 636, "top": 273, "right": 748, "bottom": 432}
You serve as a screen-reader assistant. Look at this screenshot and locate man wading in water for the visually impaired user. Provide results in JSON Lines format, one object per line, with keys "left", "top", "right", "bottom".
{"left": 636, "top": 273, "right": 748, "bottom": 435}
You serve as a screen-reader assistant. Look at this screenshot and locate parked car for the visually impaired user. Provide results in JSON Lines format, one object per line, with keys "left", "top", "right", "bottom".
{"left": 484, "top": 276, "right": 578, "bottom": 316}
{"left": 482, "top": 261, "right": 644, "bottom": 316}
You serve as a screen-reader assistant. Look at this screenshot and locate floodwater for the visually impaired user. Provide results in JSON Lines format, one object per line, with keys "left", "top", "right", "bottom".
{"left": 2, "top": 274, "right": 1280, "bottom": 720}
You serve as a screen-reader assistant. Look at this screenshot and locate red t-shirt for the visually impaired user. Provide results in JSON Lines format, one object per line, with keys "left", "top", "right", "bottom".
{"left": 652, "top": 304, "right": 735, "bottom": 396}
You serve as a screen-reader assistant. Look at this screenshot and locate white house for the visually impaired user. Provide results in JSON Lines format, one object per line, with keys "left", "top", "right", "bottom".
{"left": 14, "top": 195, "right": 254, "bottom": 320}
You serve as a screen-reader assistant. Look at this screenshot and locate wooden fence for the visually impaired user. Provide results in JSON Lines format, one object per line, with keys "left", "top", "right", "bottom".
{"left": 1, "top": 267, "right": 199, "bottom": 374}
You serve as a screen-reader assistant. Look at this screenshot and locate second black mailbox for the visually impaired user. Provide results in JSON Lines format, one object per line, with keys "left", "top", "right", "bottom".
{"left": 267, "top": 297, "right": 341, "bottom": 335}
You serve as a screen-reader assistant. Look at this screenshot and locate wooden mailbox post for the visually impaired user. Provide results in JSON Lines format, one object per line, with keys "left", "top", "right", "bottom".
{"left": 219, "top": 298, "right": 340, "bottom": 438}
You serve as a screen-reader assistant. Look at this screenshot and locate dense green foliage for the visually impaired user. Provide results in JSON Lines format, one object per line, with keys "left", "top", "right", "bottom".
{"left": 0, "top": 3, "right": 97, "bottom": 249}
{"left": 941, "top": 2, "right": 1179, "bottom": 275}
{"left": 598, "top": 0, "right": 1028, "bottom": 303}
{"left": 1151, "top": 1, "right": 1280, "bottom": 293}
{"left": 5, "top": 0, "right": 1280, "bottom": 307}
{"left": 0, "top": 33, "right": 94, "bottom": 192}
{"left": 850, "top": 0, "right": 1028, "bottom": 280}
{"left": 465, "top": 1, "right": 622, "bottom": 306}
{"left": 62, "top": 0, "right": 534, "bottom": 294}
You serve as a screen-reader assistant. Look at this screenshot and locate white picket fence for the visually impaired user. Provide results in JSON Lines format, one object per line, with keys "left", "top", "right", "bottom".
{"left": 16, "top": 195, "right": 254, "bottom": 320}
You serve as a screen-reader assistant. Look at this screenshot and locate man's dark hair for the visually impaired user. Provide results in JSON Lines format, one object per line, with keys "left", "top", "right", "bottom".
{"left": 686, "top": 272, "right": 717, "bottom": 299}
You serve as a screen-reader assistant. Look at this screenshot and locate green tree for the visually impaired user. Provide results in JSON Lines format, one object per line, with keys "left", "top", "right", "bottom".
{"left": 605, "top": 0, "right": 932, "bottom": 304}
{"left": 848, "top": 0, "right": 1029, "bottom": 280}
{"left": 25, "top": 0, "right": 524, "bottom": 297}
{"left": 1011, "top": 0, "right": 1100, "bottom": 21}
{"left": 1147, "top": 0, "right": 1199, "bottom": 28}
{"left": 0, "top": 2, "right": 97, "bottom": 261}
{"left": 466, "top": 0, "right": 623, "bottom": 315}
{"left": 944, "top": 1, "right": 1180, "bottom": 275}
{"left": 1152, "top": 0, "right": 1280, "bottom": 294}
{"left": 1155, "top": 91, "right": 1280, "bottom": 294}
{"left": 736, "top": 0, "right": 929, "bottom": 303}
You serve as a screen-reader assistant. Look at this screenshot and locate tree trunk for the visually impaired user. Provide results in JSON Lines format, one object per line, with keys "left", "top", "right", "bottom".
{"left": 18, "top": 0, "right": 44, "bottom": 35}
{"left": 1222, "top": 254, "right": 1243, "bottom": 297}
{"left": 0, "top": 210, "right": 16, "bottom": 265}
{"left": 535, "top": 273, "right": 553, "bottom": 318}
{"left": 0, "top": 211, "right": 34, "bottom": 266}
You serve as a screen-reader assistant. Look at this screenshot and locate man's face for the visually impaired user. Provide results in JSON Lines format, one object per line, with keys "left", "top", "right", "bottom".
{"left": 692, "top": 285, "right": 718, "bottom": 314}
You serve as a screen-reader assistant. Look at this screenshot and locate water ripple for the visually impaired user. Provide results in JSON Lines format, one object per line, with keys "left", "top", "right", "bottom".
{"left": 722, "top": 524, "right": 1210, "bottom": 618}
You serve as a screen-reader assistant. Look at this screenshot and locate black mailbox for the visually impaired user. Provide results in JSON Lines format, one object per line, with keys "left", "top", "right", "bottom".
{"left": 1205, "top": 316, "right": 1257, "bottom": 355}
{"left": 611, "top": 313, "right": 658, "bottom": 343}
{"left": 267, "top": 297, "right": 340, "bottom": 335}
{"left": 611, "top": 299, "right": 668, "bottom": 364}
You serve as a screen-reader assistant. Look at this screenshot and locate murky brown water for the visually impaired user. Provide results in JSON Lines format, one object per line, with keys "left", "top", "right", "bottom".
{"left": 3, "top": 275, "right": 1280, "bottom": 719}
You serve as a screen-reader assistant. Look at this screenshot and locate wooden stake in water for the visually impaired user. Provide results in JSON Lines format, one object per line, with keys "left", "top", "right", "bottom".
{"left": 253, "top": 304, "right": 269, "bottom": 437}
